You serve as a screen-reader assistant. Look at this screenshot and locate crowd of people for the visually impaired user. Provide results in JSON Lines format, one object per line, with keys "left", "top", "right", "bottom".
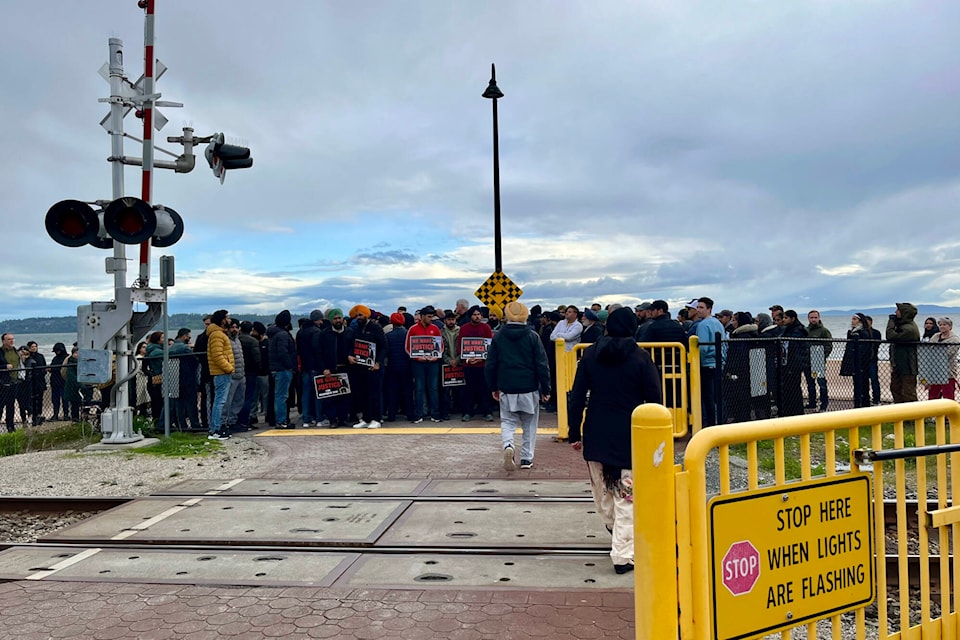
{"left": 2, "top": 296, "right": 952, "bottom": 576}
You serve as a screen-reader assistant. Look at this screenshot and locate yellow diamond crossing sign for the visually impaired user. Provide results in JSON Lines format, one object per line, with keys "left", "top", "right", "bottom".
{"left": 475, "top": 271, "right": 523, "bottom": 307}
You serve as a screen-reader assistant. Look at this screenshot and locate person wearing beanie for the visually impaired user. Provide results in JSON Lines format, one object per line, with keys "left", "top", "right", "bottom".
{"left": 581, "top": 308, "right": 602, "bottom": 344}
{"left": 459, "top": 304, "right": 494, "bottom": 422}
{"left": 296, "top": 310, "right": 328, "bottom": 428}
{"left": 49, "top": 342, "right": 69, "bottom": 421}
{"left": 567, "top": 306, "right": 661, "bottom": 575}
{"left": 267, "top": 310, "right": 298, "bottom": 428}
{"left": 484, "top": 300, "right": 551, "bottom": 472}
{"left": 320, "top": 308, "right": 354, "bottom": 427}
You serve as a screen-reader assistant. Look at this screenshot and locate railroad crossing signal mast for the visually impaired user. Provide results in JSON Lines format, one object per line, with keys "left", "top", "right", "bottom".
{"left": 43, "top": 0, "right": 252, "bottom": 444}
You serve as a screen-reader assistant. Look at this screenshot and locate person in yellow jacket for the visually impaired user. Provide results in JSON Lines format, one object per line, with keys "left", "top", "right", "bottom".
{"left": 206, "top": 309, "right": 235, "bottom": 440}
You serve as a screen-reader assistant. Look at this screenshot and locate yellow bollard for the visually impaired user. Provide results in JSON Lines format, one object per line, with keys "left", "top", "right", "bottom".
{"left": 632, "top": 403, "right": 678, "bottom": 640}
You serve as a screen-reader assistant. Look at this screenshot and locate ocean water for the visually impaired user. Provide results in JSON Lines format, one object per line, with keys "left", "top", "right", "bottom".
{"left": 5, "top": 332, "right": 78, "bottom": 360}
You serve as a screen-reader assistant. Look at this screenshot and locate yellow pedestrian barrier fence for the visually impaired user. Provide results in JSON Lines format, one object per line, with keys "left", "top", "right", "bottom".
{"left": 556, "top": 337, "right": 702, "bottom": 440}
{"left": 633, "top": 399, "right": 960, "bottom": 640}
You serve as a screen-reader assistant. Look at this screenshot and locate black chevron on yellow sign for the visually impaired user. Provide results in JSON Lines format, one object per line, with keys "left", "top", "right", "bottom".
{"left": 475, "top": 271, "right": 523, "bottom": 306}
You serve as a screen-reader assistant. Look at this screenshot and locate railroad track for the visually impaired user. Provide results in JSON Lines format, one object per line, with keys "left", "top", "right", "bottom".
{"left": 0, "top": 495, "right": 948, "bottom": 594}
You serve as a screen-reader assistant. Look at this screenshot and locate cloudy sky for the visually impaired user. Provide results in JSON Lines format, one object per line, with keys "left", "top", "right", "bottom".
{"left": 2, "top": 1, "right": 958, "bottom": 321}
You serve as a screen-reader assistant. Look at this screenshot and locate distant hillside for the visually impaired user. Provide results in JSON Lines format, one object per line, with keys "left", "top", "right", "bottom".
{"left": 821, "top": 305, "right": 960, "bottom": 317}
{"left": 0, "top": 312, "right": 287, "bottom": 335}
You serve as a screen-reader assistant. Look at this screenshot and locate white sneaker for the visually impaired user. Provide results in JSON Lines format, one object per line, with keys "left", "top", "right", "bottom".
{"left": 366, "top": 420, "right": 382, "bottom": 429}
{"left": 353, "top": 420, "right": 369, "bottom": 429}
{"left": 503, "top": 445, "right": 516, "bottom": 472}
{"left": 317, "top": 419, "right": 331, "bottom": 427}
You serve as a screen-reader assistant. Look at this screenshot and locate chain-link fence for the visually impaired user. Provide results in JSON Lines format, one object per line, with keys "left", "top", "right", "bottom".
{"left": 0, "top": 352, "right": 210, "bottom": 433}
{"left": 715, "top": 335, "right": 958, "bottom": 424}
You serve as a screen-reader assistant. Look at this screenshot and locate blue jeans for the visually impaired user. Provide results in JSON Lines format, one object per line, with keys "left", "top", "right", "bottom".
{"left": 411, "top": 360, "right": 439, "bottom": 419}
{"left": 210, "top": 374, "right": 232, "bottom": 434}
{"left": 300, "top": 370, "right": 321, "bottom": 424}
{"left": 238, "top": 374, "right": 259, "bottom": 427}
{"left": 273, "top": 369, "right": 294, "bottom": 424}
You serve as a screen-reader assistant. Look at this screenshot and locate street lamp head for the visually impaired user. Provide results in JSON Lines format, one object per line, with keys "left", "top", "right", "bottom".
{"left": 482, "top": 63, "right": 504, "bottom": 100}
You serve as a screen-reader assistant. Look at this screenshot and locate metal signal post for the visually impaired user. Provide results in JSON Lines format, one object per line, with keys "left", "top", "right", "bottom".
{"left": 44, "top": 0, "right": 254, "bottom": 445}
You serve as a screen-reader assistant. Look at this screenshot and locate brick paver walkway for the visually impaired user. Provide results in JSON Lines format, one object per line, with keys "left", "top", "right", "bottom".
{"left": 0, "top": 411, "right": 638, "bottom": 639}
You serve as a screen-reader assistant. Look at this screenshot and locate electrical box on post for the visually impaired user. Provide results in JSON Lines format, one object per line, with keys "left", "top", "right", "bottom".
{"left": 159, "top": 254, "right": 175, "bottom": 287}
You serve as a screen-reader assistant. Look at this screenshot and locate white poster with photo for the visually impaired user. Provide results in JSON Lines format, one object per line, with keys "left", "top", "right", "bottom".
{"left": 918, "top": 344, "right": 949, "bottom": 385}
{"left": 809, "top": 345, "right": 826, "bottom": 378}
{"left": 749, "top": 348, "right": 767, "bottom": 398}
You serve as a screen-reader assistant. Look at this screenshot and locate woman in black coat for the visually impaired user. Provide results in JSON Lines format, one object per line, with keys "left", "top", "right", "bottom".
{"left": 839, "top": 313, "right": 873, "bottom": 407}
{"left": 779, "top": 310, "right": 809, "bottom": 417}
{"left": 723, "top": 312, "right": 759, "bottom": 423}
{"left": 567, "top": 307, "right": 662, "bottom": 575}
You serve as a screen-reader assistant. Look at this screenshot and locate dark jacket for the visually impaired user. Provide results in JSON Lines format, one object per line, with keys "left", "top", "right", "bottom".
{"left": 193, "top": 331, "right": 211, "bottom": 382}
{"left": 640, "top": 314, "right": 688, "bottom": 345}
{"left": 256, "top": 337, "right": 271, "bottom": 376}
{"left": 567, "top": 336, "right": 662, "bottom": 469}
{"left": 839, "top": 322, "right": 872, "bottom": 377}
{"left": 50, "top": 350, "right": 68, "bottom": 391}
{"left": 239, "top": 333, "right": 261, "bottom": 375}
{"left": 780, "top": 321, "right": 809, "bottom": 372}
{"left": 640, "top": 314, "right": 688, "bottom": 408}
{"left": 724, "top": 324, "right": 760, "bottom": 381}
{"left": 353, "top": 318, "right": 387, "bottom": 366}
{"left": 296, "top": 322, "right": 324, "bottom": 372}
{"left": 267, "top": 325, "right": 298, "bottom": 372}
{"left": 24, "top": 352, "right": 47, "bottom": 394}
{"left": 322, "top": 326, "right": 355, "bottom": 371}
{"left": 886, "top": 303, "right": 920, "bottom": 375}
{"left": 144, "top": 342, "right": 164, "bottom": 377}
{"left": 484, "top": 322, "right": 551, "bottom": 396}
{"left": 385, "top": 326, "right": 410, "bottom": 371}
{"left": 169, "top": 340, "right": 199, "bottom": 390}
{"left": 580, "top": 323, "right": 603, "bottom": 344}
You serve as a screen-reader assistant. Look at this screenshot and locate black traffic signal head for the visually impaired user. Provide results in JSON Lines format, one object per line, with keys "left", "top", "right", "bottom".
{"left": 205, "top": 132, "right": 253, "bottom": 184}
{"left": 45, "top": 200, "right": 101, "bottom": 247}
{"left": 46, "top": 197, "right": 184, "bottom": 248}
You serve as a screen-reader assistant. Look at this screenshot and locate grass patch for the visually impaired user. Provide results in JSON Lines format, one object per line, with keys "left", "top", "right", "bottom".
{"left": 0, "top": 418, "right": 222, "bottom": 459}
{"left": 0, "top": 421, "right": 101, "bottom": 457}
{"left": 728, "top": 420, "right": 949, "bottom": 485}
{"left": 126, "top": 431, "right": 224, "bottom": 457}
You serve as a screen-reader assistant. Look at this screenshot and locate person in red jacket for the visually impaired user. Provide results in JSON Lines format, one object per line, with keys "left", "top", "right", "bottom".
{"left": 405, "top": 305, "right": 442, "bottom": 423}
{"left": 459, "top": 305, "right": 494, "bottom": 421}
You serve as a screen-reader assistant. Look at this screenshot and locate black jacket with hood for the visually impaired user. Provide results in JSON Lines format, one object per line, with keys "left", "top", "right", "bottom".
{"left": 484, "top": 322, "right": 551, "bottom": 396}
{"left": 567, "top": 310, "right": 662, "bottom": 470}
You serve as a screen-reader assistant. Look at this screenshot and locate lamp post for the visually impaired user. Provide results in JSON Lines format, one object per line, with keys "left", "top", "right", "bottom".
{"left": 482, "top": 63, "right": 504, "bottom": 273}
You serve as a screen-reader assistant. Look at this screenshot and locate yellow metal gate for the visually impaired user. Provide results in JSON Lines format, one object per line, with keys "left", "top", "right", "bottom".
{"left": 556, "top": 337, "right": 701, "bottom": 440}
{"left": 633, "top": 399, "right": 959, "bottom": 639}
